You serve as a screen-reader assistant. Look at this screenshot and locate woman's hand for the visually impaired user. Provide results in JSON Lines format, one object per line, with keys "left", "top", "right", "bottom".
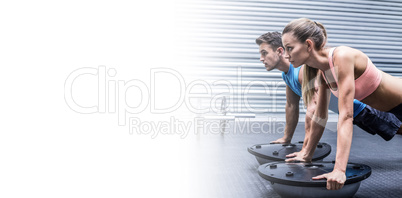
{"left": 270, "top": 137, "right": 291, "bottom": 144}
{"left": 312, "top": 169, "right": 346, "bottom": 190}
{"left": 285, "top": 150, "right": 312, "bottom": 162}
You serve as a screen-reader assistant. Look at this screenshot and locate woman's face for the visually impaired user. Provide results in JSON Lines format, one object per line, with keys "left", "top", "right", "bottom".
{"left": 282, "top": 33, "right": 310, "bottom": 67}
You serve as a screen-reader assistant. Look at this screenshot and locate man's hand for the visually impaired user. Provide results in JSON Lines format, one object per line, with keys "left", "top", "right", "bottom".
{"left": 312, "top": 169, "right": 346, "bottom": 190}
{"left": 285, "top": 150, "right": 312, "bottom": 162}
{"left": 270, "top": 137, "right": 291, "bottom": 144}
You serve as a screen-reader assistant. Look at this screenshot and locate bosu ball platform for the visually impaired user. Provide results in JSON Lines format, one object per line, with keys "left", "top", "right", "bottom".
{"left": 258, "top": 161, "right": 372, "bottom": 198}
{"left": 247, "top": 142, "right": 331, "bottom": 164}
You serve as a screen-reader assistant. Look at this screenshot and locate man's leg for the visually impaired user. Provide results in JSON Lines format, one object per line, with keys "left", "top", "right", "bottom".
{"left": 353, "top": 105, "right": 402, "bottom": 141}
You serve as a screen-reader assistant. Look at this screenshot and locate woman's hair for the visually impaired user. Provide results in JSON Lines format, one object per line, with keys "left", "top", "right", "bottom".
{"left": 282, "top": 18, "right": 327, "bottom": 106}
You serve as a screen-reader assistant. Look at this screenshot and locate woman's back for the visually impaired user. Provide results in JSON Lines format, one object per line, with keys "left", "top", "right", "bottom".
{"left": 330, "top": 46, "right": 402, "bottom": 111}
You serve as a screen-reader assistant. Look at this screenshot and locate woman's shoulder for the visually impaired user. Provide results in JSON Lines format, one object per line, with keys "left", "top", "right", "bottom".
{"left": 333, "top": 46, "right": 362, "bottom": 61}
{"left": 334, "top": 46, "right": 359, "bottom": 55}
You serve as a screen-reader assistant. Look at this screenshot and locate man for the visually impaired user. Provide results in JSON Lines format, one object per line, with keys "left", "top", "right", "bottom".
{"left": 255, "top": 32, "right": 402, "bottom": 157}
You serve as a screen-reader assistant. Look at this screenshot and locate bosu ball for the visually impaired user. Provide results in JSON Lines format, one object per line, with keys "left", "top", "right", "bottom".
{"left": 258, "top": 161, "right": 371, "bottom": 198}
{"left": 247, "top": 142, "right": 331, "bottom": 164}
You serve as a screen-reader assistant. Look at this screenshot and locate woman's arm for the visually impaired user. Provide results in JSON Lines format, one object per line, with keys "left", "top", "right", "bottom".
{"left": 313, "top": 48, "right": 356, "bottom": 190}
{"left": 286, "top": 73, "right": 330, "bottom": 162}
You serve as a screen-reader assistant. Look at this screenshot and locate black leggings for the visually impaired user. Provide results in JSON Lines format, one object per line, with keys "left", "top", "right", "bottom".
{"left": 389, "top": 103, "right": 402, "bottom": 121}
{"left": 353, "top": 105, "right": 402, "bottom": 141}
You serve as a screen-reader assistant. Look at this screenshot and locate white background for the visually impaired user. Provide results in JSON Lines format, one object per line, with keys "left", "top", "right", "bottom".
{"left": 0, "top": 1, "right": 197, "bottom": 197}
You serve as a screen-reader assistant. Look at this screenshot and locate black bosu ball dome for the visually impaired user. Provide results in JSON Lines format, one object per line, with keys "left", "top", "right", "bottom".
{"left": 258, "top": 161, "right": 372, "bottom": 198}
{"left": 248, "top": 142, "right": 331, "bottom": 164}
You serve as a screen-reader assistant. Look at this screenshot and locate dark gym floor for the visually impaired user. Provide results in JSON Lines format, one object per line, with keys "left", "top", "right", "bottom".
{"left": 191, "top": 120, "right": 402, "bottom": 198}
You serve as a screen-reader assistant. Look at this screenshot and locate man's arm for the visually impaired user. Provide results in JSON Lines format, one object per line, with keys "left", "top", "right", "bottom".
{"left": 271, "top": 85, "right": 300, "bottom": 143}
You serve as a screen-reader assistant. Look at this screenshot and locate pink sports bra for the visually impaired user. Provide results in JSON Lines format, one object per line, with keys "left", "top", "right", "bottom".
{"left": 322, "top": 47, "right": 382, "bottom": 101}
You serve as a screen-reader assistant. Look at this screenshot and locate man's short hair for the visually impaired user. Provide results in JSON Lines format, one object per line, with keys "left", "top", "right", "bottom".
{"left": 255, "top": 31, "right": 283, "bottom": 50}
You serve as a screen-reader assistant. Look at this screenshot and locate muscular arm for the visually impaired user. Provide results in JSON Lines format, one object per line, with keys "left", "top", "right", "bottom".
{"left": 304, "top": 80, "right": 330, "bottom": 159}
{"left": 313, "top": 48, "right": 356, "bottom": 190}
{"left": 272, "top": 85, "right": 300, "bottom": 143}
{"left": 333, "top": 51, "right": 355, "bottom": 175}
{"left": 286, "top": 74, "right": 330, "bottom": 161}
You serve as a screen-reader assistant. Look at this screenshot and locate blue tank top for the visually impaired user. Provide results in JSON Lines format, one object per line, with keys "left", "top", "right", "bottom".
{"left": 353, "top": 100, "right": 366, "bottom": 118}
{"left": 282, "top": 64, "right": 366, "bottom": 118}
{"left": 281, "top": 64, "right": 302, "bottom": 97}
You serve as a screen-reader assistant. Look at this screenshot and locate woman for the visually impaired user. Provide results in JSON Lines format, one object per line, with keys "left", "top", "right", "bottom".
{"left": 281, "top": 18, "right": 402, "bottom": 190}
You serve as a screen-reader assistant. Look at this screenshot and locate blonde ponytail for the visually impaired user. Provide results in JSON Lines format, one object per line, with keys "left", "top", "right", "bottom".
{"left": 302, "top": 65, "right": 318, "bottom": 107}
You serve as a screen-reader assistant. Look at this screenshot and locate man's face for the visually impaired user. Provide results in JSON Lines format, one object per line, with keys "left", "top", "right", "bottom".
{"left": 259, "top": 43, "right": 280, "bottom": 71}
